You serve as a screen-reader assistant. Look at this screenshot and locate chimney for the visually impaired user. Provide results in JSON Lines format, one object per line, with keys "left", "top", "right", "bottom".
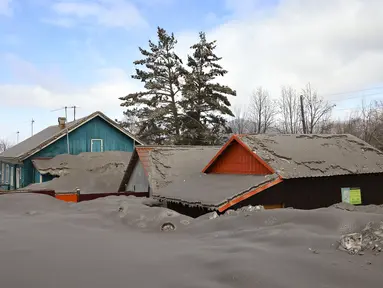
{"left": 58, "top": 117, "right": 66, "bottom": 129}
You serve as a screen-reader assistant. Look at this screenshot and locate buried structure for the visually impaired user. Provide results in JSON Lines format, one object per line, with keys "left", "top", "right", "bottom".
{"left": 119, "top": 134, "right": 383, "bottom": 217}
{"left": 23, "top": 151, "right": 147, "bottom": 202}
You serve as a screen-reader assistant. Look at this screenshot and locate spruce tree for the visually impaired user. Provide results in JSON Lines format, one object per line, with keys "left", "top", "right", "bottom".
{"left": 120, "top": 27, "right": 184, "bottom": 144}
{"left": 181, "top": 32, "right": 236, "bottom": 145}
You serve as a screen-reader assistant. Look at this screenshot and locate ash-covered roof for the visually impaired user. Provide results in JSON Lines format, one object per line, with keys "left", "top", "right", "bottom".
{"left": 118, "top": 145, "right": 221, "bottom": 192}
{"left": 0, "top": 118, "right": 83, "bottom": 160}
{"left": 138, "top": 146, "right": 281, "bottom": 210}
{"left": 147, "top": 146, "right": 221, "bottom": 193}
{"left": 152, "top": 173, "right": 279, "bottom": 208}
{"left": 26, "top": 151, "right": 132, "bottom": 194}
{"left": 236, "top": 134, "right": 383, "bottom": 179}
{"left": 0, "top": 111, "right": 143, "bottom": 161}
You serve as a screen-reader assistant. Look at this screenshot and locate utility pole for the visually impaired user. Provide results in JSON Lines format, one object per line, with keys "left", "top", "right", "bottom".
{"left": 31, "top": 119, "right": 35, "bottom": 136}
{"left": 300, "top": 95, "right": 307, "bottom": 134}
{"left": 16, "top": 131, "right": 19, "bottom": 144}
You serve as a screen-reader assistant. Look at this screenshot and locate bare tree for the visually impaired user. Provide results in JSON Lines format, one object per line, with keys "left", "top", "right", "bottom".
{"left": 0, "top": 138, "right": 12, "bottom": 153}
{"left": 358, "top": 99, "right": 383, "bottom": 145}
{"left": 116, "top": 110, "right": 141, "bottom": 136}
{"left": 249, "top": 87, "right": 277, "bottom": 134}
{"left": 228, "top": 106, "right": 252, "bottom": 134}
{"left": 332, "top": 99, "right": 383, "bottom": 150}
{"left": 302, "top": 83, "right": 335, "bottom": 133}
{"left": 277, "top": 86, "right": 301, "bottom": 134}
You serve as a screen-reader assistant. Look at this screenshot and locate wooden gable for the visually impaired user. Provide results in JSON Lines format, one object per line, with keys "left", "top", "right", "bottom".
{"left": 203, "top": 136, "right": 274, "bottom": 175}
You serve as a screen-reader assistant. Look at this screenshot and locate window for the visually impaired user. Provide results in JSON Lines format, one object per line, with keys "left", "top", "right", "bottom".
{"left": 91, "top": 139, "right": 104, "bottom": 152}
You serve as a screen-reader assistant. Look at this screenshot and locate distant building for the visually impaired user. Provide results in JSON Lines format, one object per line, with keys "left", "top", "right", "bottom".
{"left": 0, "top": 111, "right": 143, "bottom": 191}
{"left": 119, "top": 134, "right": 383, "bottom": 217}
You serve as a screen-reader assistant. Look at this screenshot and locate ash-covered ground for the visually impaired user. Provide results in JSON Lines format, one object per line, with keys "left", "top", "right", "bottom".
{"left": 1, "top": 194, "right": 383, "bottom": 288}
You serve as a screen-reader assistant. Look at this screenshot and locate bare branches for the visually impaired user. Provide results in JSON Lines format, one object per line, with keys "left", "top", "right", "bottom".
{"left": 332, "top": 100, "right": 383, "bottom": 150}
{"left": 248, "top": 87, "right": 276, "bottom": 134}
{"left": 228, "top": 106, "right": 252, "bottom": 134}
{"left": 278, "top": 86, "right": 301, "bottom": 134}
{"left": 0, "top": 139, "right": 13, "bottom": 153}
{"left": 302, "top": 83, "right": 335, "bottom": 134}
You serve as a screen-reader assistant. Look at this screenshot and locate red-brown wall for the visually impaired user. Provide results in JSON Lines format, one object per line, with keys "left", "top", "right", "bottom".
{"left": 208, "top": 141, "right": 271, "bottom": 174}
{"left": 56, "top": 193, "right": 79, "bottom": 202}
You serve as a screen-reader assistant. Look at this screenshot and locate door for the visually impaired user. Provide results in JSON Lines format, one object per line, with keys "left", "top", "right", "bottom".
{"left": 91, "top": 139, "right": 104, "bottom": 152}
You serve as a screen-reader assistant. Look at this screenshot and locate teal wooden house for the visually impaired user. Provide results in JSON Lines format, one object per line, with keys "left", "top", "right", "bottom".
{"left": 0, "top": 111, "right": 143, "bottom": 191}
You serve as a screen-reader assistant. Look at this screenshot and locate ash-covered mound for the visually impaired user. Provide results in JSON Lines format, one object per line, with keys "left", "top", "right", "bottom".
{"left": 331, "top": 202, "right": 383, "bottom": 214}
{"left": 0, "top": 194, "right": 383, "bottom": 288}
{"left": 0, "top": 193, "right": 72, "bottom": 214}
{"left": 72, "top": 196, "right": 192, "bottom": 231}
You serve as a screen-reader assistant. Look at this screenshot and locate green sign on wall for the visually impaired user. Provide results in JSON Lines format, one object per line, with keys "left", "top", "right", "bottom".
{"left": 341, "top": 187, "right": 362, "bottom": 205}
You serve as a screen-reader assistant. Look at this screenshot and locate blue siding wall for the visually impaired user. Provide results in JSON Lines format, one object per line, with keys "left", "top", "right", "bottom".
{"left": 22, "top": 116, "right": 135, "bottom": 187}
{"left": 0, "top": 161, "right": 20, "bottom": 191}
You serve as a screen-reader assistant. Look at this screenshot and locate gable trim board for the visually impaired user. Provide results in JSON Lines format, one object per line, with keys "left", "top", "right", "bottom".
{"left": 1, "top": 111, "right": 144, "bottom": 163}
{"left": 217, "top": 177, "right": 283, "bottom": 212}
{"left": 202, "top": 135, "right": 275, "bottom": 175}
{"left": 152, "top": 175, "right": 283, "bottom": 212}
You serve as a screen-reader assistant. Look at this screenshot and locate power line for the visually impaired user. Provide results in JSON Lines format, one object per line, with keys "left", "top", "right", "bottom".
{"left": 321, "top": 85, "right": 383, "bottom": 97}
{"left": 328, "top": 91, "right": 383, "bottom": 103}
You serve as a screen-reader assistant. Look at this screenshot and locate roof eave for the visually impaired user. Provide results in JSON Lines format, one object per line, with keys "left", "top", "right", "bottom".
{"left": 0, "top": 156, "right": 22, "bottom": 164}
{"left": 18, "top": 111, "right": 145, "bottom": 161}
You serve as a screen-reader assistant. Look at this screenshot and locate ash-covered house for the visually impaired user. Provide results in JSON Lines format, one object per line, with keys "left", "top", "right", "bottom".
{"left": 25, "top": 151, "right": 140, "bottom": 202}
{"left": 119, "top": 134, "right": 383, "bottom": 217}
{"left": 0, "top": 111, "right": 143, "bottom": 191}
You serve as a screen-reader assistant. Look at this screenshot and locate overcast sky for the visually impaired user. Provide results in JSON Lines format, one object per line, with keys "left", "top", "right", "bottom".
{"left": 1, "top": 0, "right": 383, "bottom": 143}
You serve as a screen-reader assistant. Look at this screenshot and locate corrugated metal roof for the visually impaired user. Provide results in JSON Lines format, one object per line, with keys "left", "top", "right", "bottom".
{"left": 0, "top": 111, "right": 144, "bottom": 161}
{"left": 236, "top": 134, "right": 383, "bottom": 179}
{"left": 0, "top": 118, "right": 83, "bottom": 160}
{"left": 136, "top": 147, "right": 153, "bottom": 175}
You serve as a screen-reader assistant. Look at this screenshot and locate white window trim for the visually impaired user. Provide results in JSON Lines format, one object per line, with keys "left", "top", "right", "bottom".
{"left": 10, "top": 168, "right": 14, "bottom": 187}
{"left": 5, "top": 164, "right": 9, "bottom": 184}
{"left": 1, "top": 163, "right": 4, "bottom": 183}
{"left": 91, "top": 139, "right": 104, "bottom": 152}
{"left": 16, "top": 167, "right": 20, "bottom": 189}
{"left": 40, "top": 174, "right": 43, "bottom": 183}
